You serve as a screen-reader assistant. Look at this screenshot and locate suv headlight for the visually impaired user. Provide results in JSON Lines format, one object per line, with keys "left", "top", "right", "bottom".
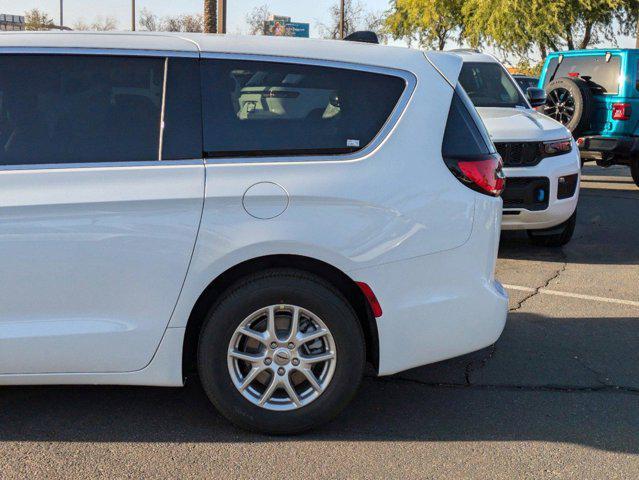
{"left": 542, "top": 139, "right": 573, "bottom": 157}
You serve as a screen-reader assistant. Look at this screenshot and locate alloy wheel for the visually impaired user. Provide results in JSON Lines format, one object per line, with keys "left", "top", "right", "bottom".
{"left": 544, "top": 87, "right": 575, "bottom": 125}
{"left": 227, "top": 304, "right": 337, "bottom": 411}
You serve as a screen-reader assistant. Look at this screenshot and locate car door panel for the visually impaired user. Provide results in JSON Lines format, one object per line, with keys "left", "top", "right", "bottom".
{"left": 0, "top": 162, "right": 204, "bottom": 374}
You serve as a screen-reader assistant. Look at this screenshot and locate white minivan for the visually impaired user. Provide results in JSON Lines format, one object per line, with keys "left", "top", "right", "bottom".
{"left": 0, "top": 32, "right": 508, "bottom": 433}
{"left": 455, "top": 51, "right": 581, "bottom": 247}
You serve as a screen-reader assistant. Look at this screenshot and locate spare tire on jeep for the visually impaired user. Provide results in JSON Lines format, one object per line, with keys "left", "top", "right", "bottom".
{"left": 544, "top": 77, "right": 593, "bottom": 138}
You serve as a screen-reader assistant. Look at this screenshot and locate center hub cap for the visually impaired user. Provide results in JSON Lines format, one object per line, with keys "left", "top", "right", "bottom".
{"left": 274, "top": 348, "right": 291, "bottom": 366}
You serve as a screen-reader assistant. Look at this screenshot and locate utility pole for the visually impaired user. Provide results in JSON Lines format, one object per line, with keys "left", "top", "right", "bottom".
{"left": 59, "top": 0, "right": 63, "bottom": 29}
{"left": 339, "top": 0, "right": 345, "bottom": 39}
{"left": 132, "top": 0, "right": 136, "bottom": 31}
{"left": 217, "top": 0, "right": 227, "bottom": 34}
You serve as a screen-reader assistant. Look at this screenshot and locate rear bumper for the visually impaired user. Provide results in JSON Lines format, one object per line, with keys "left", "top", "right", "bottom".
{"left": 501, "top": 147, "right": 580, "bottom": 230}
{"left": 349, "top": 195, "right": 508, "bottom": 376}
{"left": 578, "top": 135, "right": 639, "bottom": 163}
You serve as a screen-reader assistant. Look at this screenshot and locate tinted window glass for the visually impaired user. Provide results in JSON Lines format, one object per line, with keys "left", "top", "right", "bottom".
{"left": 442, "top": 86, "right": 493, "bottom": 157}
{"left": 0, "top": 55, "right": 163, "bottom": 166}
{"left": 163, "top": 58, "right": 203, "bottom": 160}
{"left": 543, "top": 55, "right": 621, "bottom": 93}
{"left": 201, "top": 59, "right": 406, "bottom": 158}
{"left": 515, "top": 77, "right": 539, "bottom": 91}
{"left": 459, "top": 62, "right": 528, "bottom": 108}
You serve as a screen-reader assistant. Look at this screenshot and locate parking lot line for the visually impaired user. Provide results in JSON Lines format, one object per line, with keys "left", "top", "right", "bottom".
{"left": 503, "top": 284, "right": 639, "bottom": 308}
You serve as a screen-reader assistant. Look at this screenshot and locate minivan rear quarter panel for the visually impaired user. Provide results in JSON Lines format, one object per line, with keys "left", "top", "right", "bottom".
{"left": 169, "top": 54, "right": 478, "bottom": 330}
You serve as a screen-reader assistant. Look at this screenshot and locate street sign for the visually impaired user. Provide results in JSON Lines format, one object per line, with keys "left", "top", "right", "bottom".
{"left": 263, "top": 19, "right": 310, "bottom": 38}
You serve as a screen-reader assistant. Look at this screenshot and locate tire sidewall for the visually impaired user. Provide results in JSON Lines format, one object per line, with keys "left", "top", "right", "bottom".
{"left": 546, "top": 78, "right": 592, "bottom": 137}
{"left": 197, "top": 271, "right": 365, "bottom": 434}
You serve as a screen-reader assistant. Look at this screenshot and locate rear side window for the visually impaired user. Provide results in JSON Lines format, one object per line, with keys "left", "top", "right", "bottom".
{"left": 201, "top": 59, "right": 406, "bottom": 158}
{"left": 543, "top": 55, "right": 621, "bottom": 94}
{"left": 0, "top": 54, "right": 201, "bottom": 167}
{"left": 442, "top": 85, "right": 493, "bottom": 157}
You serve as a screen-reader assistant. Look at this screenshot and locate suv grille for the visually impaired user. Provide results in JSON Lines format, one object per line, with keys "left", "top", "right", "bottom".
{"left": 495, "top": 142, "right": 542, "bottom": 167}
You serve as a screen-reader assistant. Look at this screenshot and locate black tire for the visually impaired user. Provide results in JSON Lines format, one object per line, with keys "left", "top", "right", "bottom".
{"left": 197, "top": 268, "right": 366, "bottom": 434}
{"left": 631, "top": 159, "right": 639, "bottom": 188}
{"left": 544, "top": 77, "right": 593, "bottom": 138}
{"left": 527, "top": 210, "right": 577, "bottom": 247}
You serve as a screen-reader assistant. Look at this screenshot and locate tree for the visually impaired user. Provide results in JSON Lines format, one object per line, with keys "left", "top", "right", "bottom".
{"left": 73, "top": 16, "right": 117, "bottom": 31}
{"left": 385, "top": 0, "right": 464, "bottom": 50}
{"left": 138, "top": 10, "right": 203, "bottom": 33}
{"left": 364, "top": 10, "right": 391, "bottom": 44}
{"left": 245, "top": 4, "right": 272, "bottom": 35}
{"left": 24, "top": 8, "right": 55, "bottom": 30}
{"left": 203, "top": 0, "right": 217, "bottom": 33}
{"left": 463, "top": 0, "right": 638, "bottom": 59}
{"left": 138, "top": 8, "right": 160, "bottom": 31}
{"left": 181, "top": 14, "right": 204, "bottom": 32}
{"left": 318, "top": 0, "right": 365, "bottom": 39}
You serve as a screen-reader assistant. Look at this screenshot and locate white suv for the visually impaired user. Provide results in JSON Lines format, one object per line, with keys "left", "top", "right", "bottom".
{"left": 456, "top": 51, "right": 581, "bottom": 247}
{"left": 0, "top": 32, "right": 507, "bottom": 433}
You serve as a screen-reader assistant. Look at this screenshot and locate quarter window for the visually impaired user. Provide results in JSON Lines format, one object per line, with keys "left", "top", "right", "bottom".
{"left": 201, "top": 59, "right": 406, "bottom": 159}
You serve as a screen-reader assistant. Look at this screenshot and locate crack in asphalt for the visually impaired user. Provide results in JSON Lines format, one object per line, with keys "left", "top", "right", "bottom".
{"left": 459, "top": 255, "right": 569, "bottom": 386}
{"left": 508, "top": 257, "right": 568, "bottom": 313}
{"left": 383, "top": 375, "right": 639, "bottom": 396}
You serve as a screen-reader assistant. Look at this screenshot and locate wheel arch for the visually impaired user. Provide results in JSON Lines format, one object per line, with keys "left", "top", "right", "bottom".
{"left": 182, "top": 254, "right": 379, "bottom": 379}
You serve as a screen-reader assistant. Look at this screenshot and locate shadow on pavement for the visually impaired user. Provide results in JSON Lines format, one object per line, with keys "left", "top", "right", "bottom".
{"left": 499, "top": 182, "right": 639, "bottom": 265}
{"left": 0, "top": 314, "right": 637, "bottom": 454}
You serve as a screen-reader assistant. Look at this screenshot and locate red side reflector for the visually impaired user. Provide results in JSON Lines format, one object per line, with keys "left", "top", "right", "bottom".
{"left": 568, "top": 72, "right": 579, "bottom": 77}
{"left": 356, "top": 282, "right": 383, "bottom": 318}
{"left": 612, "top": 103, "right": 631, "bottom": 121}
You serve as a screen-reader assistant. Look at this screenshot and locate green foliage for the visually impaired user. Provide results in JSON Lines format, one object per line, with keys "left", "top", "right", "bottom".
{"left": 385, "top": 0, "right": 464, "bottom": 50}
{"left": 464, "top": 0, "right": 637, "bottom": 57}
{"left": 24, "top": 8, "right": 55, "bottom": 31}
{"left": 385, "top": 0, "right": 639, "bottom": 58}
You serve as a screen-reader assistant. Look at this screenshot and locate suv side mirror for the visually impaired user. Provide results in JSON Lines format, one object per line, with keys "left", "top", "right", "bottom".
{"left": 526, "top": 87, "right": 547, "bottom": 108}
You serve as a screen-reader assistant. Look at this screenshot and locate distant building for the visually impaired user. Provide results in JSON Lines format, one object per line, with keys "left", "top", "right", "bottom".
{"left": 263, "top": 15, "right": 309, "bottom": 38}
{"left": 0, "top": 14, "right": 25, "bottom": 31}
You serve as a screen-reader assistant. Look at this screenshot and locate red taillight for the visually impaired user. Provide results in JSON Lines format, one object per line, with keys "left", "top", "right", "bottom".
{"left": 356, "top": 282, "right": 382, "bottom": 318}
{"left": 612, "top": 103, "right": 631, "bottom": 121}
{"left": 568, "top": 72, "right": 580, "bottom": 78}
{"left": 447, "top": 154, "right": 505, "bottom": 196}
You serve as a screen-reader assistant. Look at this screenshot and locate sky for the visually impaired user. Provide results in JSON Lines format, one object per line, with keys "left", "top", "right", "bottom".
{"left": 2, "top": 0, "right": 636, "bottom": 61}
{"left": 0, "top": 0, "right": 393, "bottom": 36}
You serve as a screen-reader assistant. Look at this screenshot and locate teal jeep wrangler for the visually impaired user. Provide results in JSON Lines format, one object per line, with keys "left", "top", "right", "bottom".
{"left": 539, "top": 49, "right": 639, "bottom": 187}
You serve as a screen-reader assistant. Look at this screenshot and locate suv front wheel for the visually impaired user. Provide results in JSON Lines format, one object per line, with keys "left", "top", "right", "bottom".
{"left": 527, "top": 210, "right": 577, "bottom": 247}
{"left": 197, "top": 268, "right": 366, "bottom": 434}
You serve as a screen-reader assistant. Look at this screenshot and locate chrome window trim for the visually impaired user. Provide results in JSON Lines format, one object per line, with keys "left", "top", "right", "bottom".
{"left": 0, "top": 47, "right": 198, "bottom": 58}
{"left": 0, "top": 160, "right": 204, "bottom": 173}
{"left": 199, "top": 52, "right": 418, "bottom": 165}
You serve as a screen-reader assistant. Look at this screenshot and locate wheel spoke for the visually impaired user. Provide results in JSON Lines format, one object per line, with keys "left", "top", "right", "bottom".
{"left": 282, "top": 376, "right": 302, "bottom": 407}
{"left": 240, "top": 326, "right": 268, "bottom": 344}
{"left": 301, "top": 351, "right": 335, "bottom": 365}
{"left": 228, "top": 348, "right": 264, "bottom": 364}
{"left": 259, "top": 374, "right": 280, "bottom": 406}
{"left": 299, "top": 367, "right": 322, "bottom": 392}
{"left": 297, "top": 327, "right": 329, "bottom": 345}
{"left": 239, "top": 366, "right": 263, "bottom": 391}
{"left": 286, "top": 306, "right": 300, "bottom": 343}
{"left": 265, "top": 306, "right": 277, "bottom": 341}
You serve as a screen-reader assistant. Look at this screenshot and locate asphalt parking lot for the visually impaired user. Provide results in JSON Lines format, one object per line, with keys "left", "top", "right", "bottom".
{"left": 1, "top": 165, "right": 637, "bottom": 479}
